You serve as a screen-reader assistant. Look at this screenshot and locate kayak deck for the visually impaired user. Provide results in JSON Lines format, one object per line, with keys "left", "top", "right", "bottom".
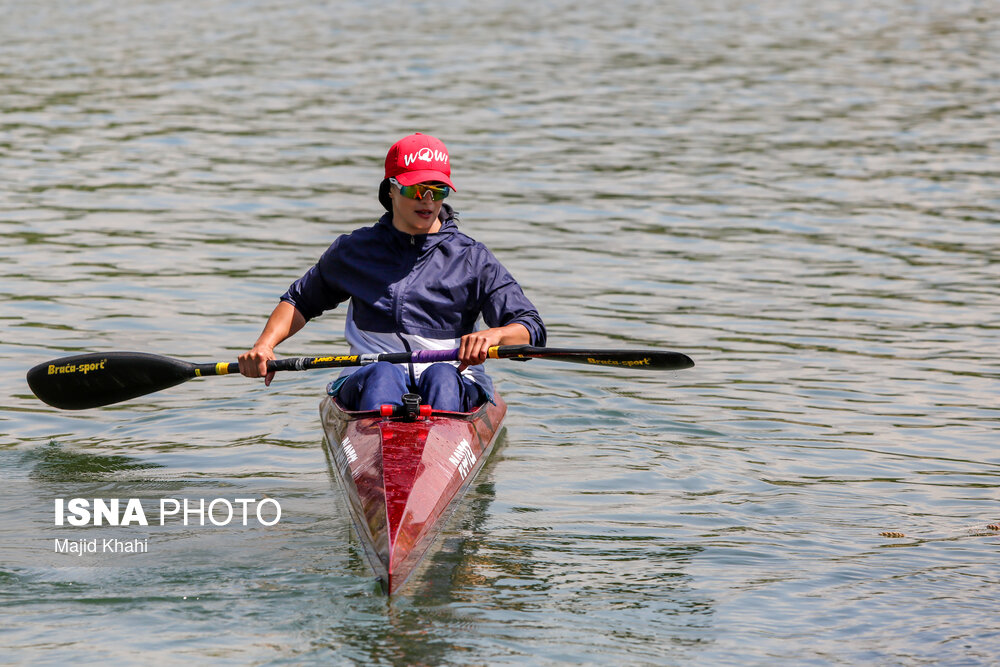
{"left": 320, "top": 394, "right": 506, "bottom": 594}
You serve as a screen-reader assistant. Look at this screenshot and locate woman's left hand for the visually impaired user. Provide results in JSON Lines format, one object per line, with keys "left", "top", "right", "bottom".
{"left": 457, "top": 323, "right": 531, "bottom": 372}
{"left": 457, "top": 328, "right": 505, "bottom": 373}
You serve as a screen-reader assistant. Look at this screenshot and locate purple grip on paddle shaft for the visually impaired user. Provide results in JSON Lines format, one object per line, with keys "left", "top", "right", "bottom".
{"left": 410, "top": 348, "right": 459, "bottom": 363}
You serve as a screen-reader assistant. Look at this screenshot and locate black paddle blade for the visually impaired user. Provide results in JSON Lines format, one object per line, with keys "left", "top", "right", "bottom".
{"left": 26, "top": 352, "right": 197, "bottom": 410}
{"left": 567, "top": 350, "right": 695, "bottom": 370}
{"left": 494, "top": 346, "right": 695, "bottom": 370}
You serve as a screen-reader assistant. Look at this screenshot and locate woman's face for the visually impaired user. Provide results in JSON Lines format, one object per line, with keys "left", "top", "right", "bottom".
{"left": 389, "top": 182, "right": 446, "bottom": 235}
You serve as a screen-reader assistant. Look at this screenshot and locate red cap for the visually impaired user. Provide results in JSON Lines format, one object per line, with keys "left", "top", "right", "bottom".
{"left": 384, "top": 133, "right": 456, "bottom": 190}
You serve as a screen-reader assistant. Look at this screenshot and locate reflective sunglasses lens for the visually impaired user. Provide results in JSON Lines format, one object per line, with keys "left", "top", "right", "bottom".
{"left": 399, "top": 184, "right": 450, "bottom": 201}
{"left": 426, "top": 185, "right": 449, "bottom": 201}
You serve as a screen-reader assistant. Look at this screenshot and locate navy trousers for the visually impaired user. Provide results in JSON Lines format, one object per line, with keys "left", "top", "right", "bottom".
{"left": 336, "top": 362, "right": 487, "bottom": 412}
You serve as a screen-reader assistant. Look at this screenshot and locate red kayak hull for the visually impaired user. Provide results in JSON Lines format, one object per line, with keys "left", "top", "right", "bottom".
{"left": 320, "top": 394, "right": 506, "bottom": 594}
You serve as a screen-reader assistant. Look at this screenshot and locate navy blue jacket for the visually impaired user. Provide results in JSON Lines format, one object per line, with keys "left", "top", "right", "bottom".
{"left": 280, "top": 206, "right": 545, "bottom": 389}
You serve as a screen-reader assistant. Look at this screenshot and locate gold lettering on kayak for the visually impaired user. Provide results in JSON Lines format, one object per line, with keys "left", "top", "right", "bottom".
{"left": 48, "top": 359, "right": 107, "bottom": 375}
{"left": 586, "top": 357, "right": 651, "bottom": 367}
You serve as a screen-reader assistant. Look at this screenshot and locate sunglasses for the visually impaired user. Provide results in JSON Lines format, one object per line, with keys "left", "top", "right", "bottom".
{"left": 389, "top": 178, "right": 451, "bottom": 201}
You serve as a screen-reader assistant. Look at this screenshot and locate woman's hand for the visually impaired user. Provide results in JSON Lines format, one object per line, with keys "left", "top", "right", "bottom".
{"left": 238, "top": 302, "right": 306, "bottom": 386}
{"left": 457, "top": 329, "right": 504, "bottom": 373}
{"left": 238, "top": 344, "right": 276, "bottom": 386}
{"left": 457, "top": 323, "right": 530, "bottom": 373}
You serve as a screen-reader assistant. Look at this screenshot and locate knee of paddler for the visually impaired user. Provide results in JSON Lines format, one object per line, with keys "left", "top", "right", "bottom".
{"left": 418, "top": 362, "right": 461, "bottom": 385}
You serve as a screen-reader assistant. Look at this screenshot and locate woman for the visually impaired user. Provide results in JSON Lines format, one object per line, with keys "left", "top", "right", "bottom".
{"left": 238, "top": 133, "right": 545, "bottom": 412}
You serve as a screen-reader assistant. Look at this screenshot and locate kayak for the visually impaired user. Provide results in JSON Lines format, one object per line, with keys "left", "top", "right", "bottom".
{"left": 320, "top": 392, "right": 507, "bottom": 594}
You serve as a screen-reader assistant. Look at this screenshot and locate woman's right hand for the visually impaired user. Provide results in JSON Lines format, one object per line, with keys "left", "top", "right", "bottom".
{"left": 238, "top": 302, "right": 307, "bottom": 387}
{"left": 238, "top": 344, "right": 276, "bottom": 386}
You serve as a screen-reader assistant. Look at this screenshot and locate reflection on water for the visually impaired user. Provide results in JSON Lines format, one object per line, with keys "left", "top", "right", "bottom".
{"left": 3, "top": 0, "right": 999, "bottom": 663}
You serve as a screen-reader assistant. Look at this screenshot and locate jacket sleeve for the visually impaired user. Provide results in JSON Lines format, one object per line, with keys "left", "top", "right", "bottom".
{"left": 478, "top": 248, "right": 547, "bottom": 346}
{"left": 280, "top": 238, "right": 351, "bottom": 322}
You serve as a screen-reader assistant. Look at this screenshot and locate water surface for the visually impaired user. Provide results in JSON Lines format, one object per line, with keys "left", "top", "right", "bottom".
{"left": 2, "top": 0, "right": 998, "bottom": 664}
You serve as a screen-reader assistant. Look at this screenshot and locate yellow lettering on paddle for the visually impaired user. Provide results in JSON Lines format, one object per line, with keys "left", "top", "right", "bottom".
{"left": 586, "top": 357, "right": 651, "bottom": 367}
{"left": 47, "top": 359, "right": 108, "bottom": 375}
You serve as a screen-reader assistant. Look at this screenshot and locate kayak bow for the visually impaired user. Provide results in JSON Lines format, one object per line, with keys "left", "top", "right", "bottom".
{"left": 320, "top": 394, "right": 507, "bottom": 594}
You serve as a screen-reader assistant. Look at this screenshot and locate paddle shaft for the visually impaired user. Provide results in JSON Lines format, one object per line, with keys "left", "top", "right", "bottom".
{"left": 198, "top": 345, "right": 693, "bottom": 375}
